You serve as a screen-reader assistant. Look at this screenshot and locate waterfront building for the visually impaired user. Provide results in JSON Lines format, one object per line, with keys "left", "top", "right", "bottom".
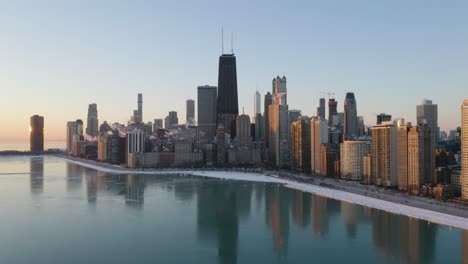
{"left": 340, "top": 140, "right": 371, "bottom": 181}
{"left": 217, "top": 54, "right": 239, "bottom": 133}
{"left": 164, "top": 111, "right": 178, "bottom": 130}
{"left": 416, "top": 99, "right": 437, "bottom": 180}
{"left": 66, "top": 119, "right": 83, "bottom": 154}
{"left": 407, "top": 125, "right": 431, "bottom": 194}
{"left": 186, "top": 99, "right": 195, "bottom": 125}
{"left": 320, "top": 144, "right": 340, "bottom": 177}
{"left": 30, "top": 115, "right": 44, "bottom": 152}
{"left": 291, "top": 117, "right": 311, "bottom": 172}
{"left": 328, "top": 98, "right": 338, "bottom": 126}
{"left": 397, "top": 119, "right": 410, "bottom": 191}
{"left": 127, "top": 128, "right": 145, "bottom": 155}
{"left": 268, "top": 103, "right": 290, "bottom": 167}
{"left": 363, "top": 154, "right": 372, "bottom": 184}
{"left": 216, "top": 128, "right": 226, "bottom": 165}
{"left": 311, "top": 117, "right": 328, "bottom": 175}
{"left": 377, "top": 113, "right": 392, "bottom": 125}
{"left": 371, "top": 121, "right": 398, "bottom": 187}
{"left": 86, "top": 103, "right": 99, "bottom": 137}
{"left": 462, "top": 99, "right": 468, "bottom": 199}
{"left": 344, "top": 92, "right": 358, "bottom": 140}
{"left": 197, "top": 85, "right": 217, "bottom": 143}
{"left": 450, "top": 166, "right": 462, "bottom": 197}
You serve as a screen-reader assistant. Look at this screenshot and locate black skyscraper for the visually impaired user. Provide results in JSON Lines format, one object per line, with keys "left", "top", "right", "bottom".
{"left": 217, "top": 54, "right": 239, "bottom": 134}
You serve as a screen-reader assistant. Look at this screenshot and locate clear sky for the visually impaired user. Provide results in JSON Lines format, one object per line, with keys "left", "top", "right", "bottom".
{"left": 1, "top": 0, "right": 467, "bottom": 141}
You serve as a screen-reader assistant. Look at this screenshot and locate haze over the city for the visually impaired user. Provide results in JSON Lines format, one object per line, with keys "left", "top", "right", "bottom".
{"left": 1, "top": 1, "right": 467, "bottom": 141}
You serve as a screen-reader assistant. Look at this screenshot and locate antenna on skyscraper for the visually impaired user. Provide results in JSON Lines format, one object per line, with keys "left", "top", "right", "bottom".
{"left": 222, "top": 27, "right": 224, "bottom": 54}
{"left": 231, "top": 32, "right": 234, "bottom": 54}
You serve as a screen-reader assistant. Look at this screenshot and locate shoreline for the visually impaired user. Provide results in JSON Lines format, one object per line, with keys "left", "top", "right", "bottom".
{"left": 56, "top": 155, "right": 468, "bottom": 230}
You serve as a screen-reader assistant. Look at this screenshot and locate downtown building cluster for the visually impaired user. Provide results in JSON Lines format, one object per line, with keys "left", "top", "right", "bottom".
{"left": 57, "top": 49, "right": 468, "bottom": 203}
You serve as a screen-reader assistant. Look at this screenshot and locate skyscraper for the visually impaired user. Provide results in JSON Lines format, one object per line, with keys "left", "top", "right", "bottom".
{"left": 317, "top": 98, "right": 325, "bottom": 119}
{"left": 264, "top": 92, "right": 273, "bottom": 149}
{"left": 86, "top": 103, "right": 99, "bottom": 137}
{"left": 127, "top": 128, "right": 145, "bottom": 154}
{"left": 268, "top": 103, "right": 289, "bottom": 167}
{"left": 272, "top": 76, "right": 287, "bottom": 104}
{"left": 407, "top": 125, "right": 430, "bottom": 194}
{"left": 291, "top": 117, "right": 311, "bottom": 172}
{"left": 311, "top": 117, "right": 329, "bottom": 175}
{"left": 344, "top": 92, "right": 358, "bottom": 140}
{"left": 66, "top": 119, "right": 83, "bottom": 154}
{"left": 461, "top": 99, "right": 468, "bottom": 200}
{"left": 164, "top": 111, "right": 178, "bottom": 129}
{"left": 416, "top": 99, "right": 437, "bottom": 182}
{"left": 138, "top": 93, "right": 143, "bottom": 121}
{"left": 340, "top": 140, "right": 371, "bottom": 181}
{"left": 153, "top": 119, "right": 163, "bottom": 132}
{"left": 254, "top": 91, "right": 261, "bottom": 120}
{"left": 186, "top": 99, "right": 195, "bottom": 125}
{"left": 397, "top": 119, "right": 409, "bottom": 191}
{"left": 328, "top": 98, "right": 338, "bottom": 126}
{"left": 235, "top": 114, "right": 252, "bottom": 148}
{"left": 30, "top": 115, "right": 44, "bottom": 152}
{"left": 217, "top": 54, "right": 238, "bottom": 133}
{"left": 371, "top": 121, "right": 398, "bottom": 187}
{"left": 198, "top": 85, "right": 217, "bottom": 143}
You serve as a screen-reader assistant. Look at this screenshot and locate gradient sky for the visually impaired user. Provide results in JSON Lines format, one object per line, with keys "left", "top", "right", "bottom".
{"left": 1, "top": 1, "right": 467, "bottom": 141}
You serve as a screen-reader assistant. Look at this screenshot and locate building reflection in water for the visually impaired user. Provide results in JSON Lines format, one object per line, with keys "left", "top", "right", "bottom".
{"left": 265, "top": 185, "right": 290, "bottom": 256}
{"left": 463, "top": 230, "right": 468, "bottom": 264}
{"left": 126, "top": 174, "right": 145, "bottom": 208}
{"left": 311, "top": 195, "right": 330, "bottom": 237}
{"left": 197, "top": 180, "right": 240, "bottom": 264}
{"left": 85, "top": 168, "right": 98, "bottom": 205}
{"left": 292, "top": 190, "right": 311, "bottom": 228}
{"left": 29, "top": 156, "right": 44, "bottom": 195}
{"left": 66, "top": 162, "right": 83, "bottom": 192}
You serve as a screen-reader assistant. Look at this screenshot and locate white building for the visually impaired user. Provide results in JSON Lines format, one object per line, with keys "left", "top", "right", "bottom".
{"left": 340, "top": 140, "right": 371, "bottom": 181}
{"left": 127, "top": 128, "right": 145, "bottom": 155}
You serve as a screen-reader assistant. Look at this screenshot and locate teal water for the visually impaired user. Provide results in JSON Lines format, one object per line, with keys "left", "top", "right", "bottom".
{"left": 0, "top": 156, "right": 465, "bottom": 264}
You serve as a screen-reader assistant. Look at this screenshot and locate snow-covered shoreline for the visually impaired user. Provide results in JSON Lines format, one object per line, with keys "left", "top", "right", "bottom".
{"left": 61, "top": 157, "right": 468, "bottom": 230}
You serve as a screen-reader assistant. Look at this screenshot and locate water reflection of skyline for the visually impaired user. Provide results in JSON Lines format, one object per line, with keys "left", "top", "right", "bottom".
{"left": 25, "top": 158, "right": 464, "bottom": 264}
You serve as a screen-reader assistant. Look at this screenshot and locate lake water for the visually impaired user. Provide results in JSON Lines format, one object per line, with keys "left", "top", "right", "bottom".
{"left": 0, "top": 156, "right": 466, "bottom": 264}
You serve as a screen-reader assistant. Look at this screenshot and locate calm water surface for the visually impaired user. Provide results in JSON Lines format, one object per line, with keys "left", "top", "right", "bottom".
{"left": 0, "top": 156, "right": 466, "bottom": 264}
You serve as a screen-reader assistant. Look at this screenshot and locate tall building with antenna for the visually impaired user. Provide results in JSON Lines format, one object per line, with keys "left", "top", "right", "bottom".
{"left": 216, "top": 31, "right": 239, "bottom": 136}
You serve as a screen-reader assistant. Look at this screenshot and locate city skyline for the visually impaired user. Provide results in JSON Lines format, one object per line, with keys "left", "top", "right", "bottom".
{"left": 1, "top": 2, "right": 468, "bottom": 142}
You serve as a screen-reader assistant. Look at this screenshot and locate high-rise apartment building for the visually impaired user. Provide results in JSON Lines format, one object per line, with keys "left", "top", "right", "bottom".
{"left": 416, "top": 99, "right": 437, "bottom": 182}
{"left": 461, "top": 99, "right": 468, "bottom": 200}
{"left": 127, "top": 128, "right": 145, "bottom": 154}
{"left": 66, "top": 119, "right": 83, "bottom": 154}
{"left": 340, "top": 140, "right": 371, "bottom": 181}
{"left": 397, "top": 119, "right": 409, "bottom": 191}
{"left": 328, "top": 98, "right": 338, "bottom": 126}
{"left": 291, "top": 117, "right": 311, "bottom": 172}
{"left": 371, "top": 121, "right": 398, "bottom": 187}
{"left": 186, "top": 99, "right": 195, "bottom": 125}
{"left": 268, "top": 103, "right": 289, "bottom": 167}
{"left": 86, "top": 103, "right": 99, "bottom": 137}
{"left": 217, "top": 54, "right": 238, "bottom": 133}
{"left": 407, "top": 125, "right": 430, "bottom": 194}
{"left": 311, "top": 117, "right": 329, "bottom": 175}
{"left": 30, "top": 115, "right": 44, "bottom": 152}
{"left": 377, "top": 113, "right": 392, "bottom": 125}
{"left": 344, "top": 92, "right": 358, "bottom": 140}
{"left": 197, "top": 85, "right": 217, "bottom": 143}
